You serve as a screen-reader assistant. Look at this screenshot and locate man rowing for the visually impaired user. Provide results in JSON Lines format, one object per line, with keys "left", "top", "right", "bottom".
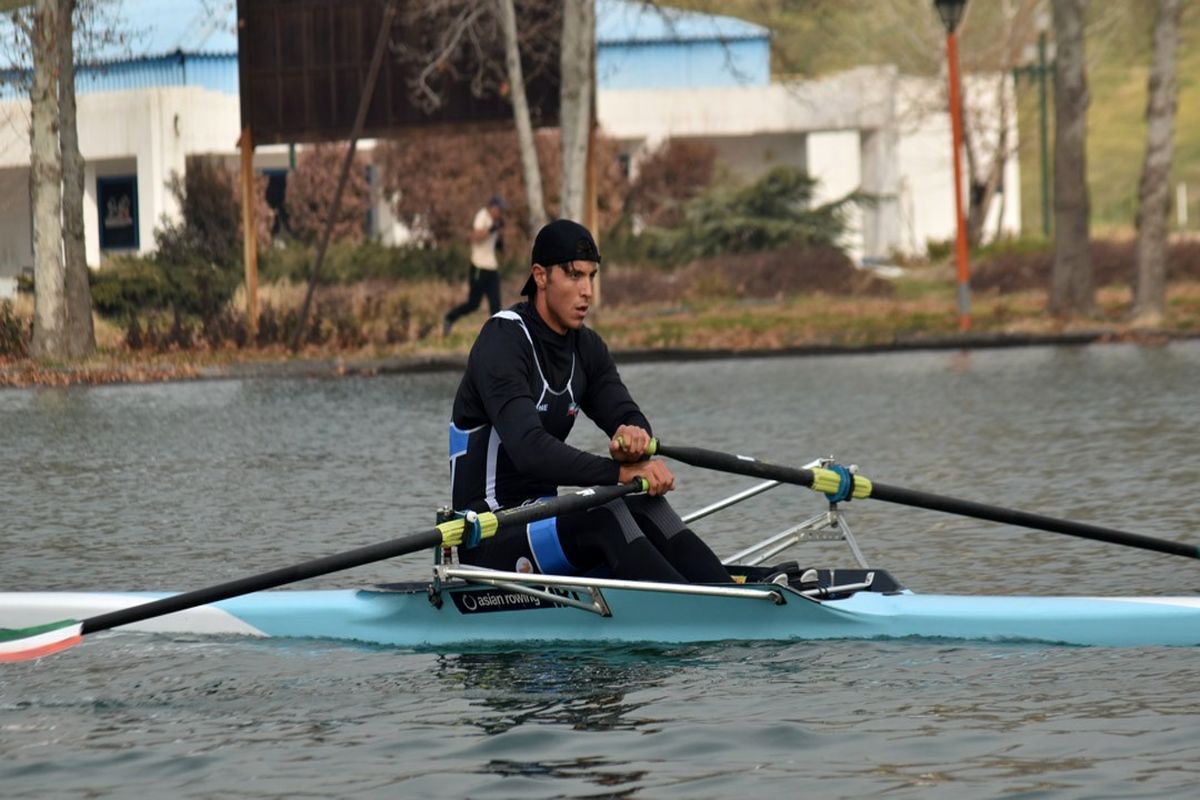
{"left": 447, "top": 218, "right": 731, "bottom": 583}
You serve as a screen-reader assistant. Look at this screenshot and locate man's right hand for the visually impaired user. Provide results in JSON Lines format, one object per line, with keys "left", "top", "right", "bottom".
{"left": 619, "top": 459, "right": 676, "bottom": 496}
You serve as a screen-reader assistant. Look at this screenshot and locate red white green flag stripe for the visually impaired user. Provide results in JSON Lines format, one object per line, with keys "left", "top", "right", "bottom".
{"left": 0, "top": 620, "right": 83, "bottom": 662}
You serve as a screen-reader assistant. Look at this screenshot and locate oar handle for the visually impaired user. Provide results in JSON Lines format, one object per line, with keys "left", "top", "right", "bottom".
{"left": 650, "top": 440, "right": 818, "bottom": 487}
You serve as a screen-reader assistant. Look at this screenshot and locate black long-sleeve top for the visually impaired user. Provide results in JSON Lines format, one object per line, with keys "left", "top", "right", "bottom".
{"left": 448, "top": 302, "right": 650, "bottom": 511}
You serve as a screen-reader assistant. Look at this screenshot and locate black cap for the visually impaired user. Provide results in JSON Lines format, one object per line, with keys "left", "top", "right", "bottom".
{"left": 521, "top": 219, "right": 601, "bottom": 296}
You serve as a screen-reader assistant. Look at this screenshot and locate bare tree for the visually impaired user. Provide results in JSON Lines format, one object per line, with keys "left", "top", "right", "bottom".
{"left": 59, "top": 0, "right": 93, "bottom": 357}
{"left": 5, "top": 0, "right": 116, "bottom": 359}
{"left": 957, "top": 0, "right": 1041, "bottom": 246}
{"left": 737, "top": 0, "right": 1038, "bottom": 248}
{"left": 1048, "top": 0, "right": 1092, "bottom": 317}
{"left": 1130, "top": 0, "right": 1181, "bottom": 327}
{"left": 26, "top": 0, "right": 65, "bottom": 359}
{"left": 497, "top": 0, "right": 546, "bottom": 230}
{"left": 558, "top": 0, "right": 593, "bottom": 222}
{"left": 392, "top": 0, "right": 557, "bottom": 236}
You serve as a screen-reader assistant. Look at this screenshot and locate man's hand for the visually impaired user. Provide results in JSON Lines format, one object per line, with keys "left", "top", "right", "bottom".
{"left": 619, "top": 459, "right": 675, "bottom": 496}
{"left": 610, "top": 425, "right": 652, "bottom": 463}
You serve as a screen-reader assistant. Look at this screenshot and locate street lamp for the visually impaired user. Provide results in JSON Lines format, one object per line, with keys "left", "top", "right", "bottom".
{"left": 934, "top": 0, "right": 971, "bottom": 332}
{"left": 1013, "top": 10, "right": 1055, "bottom": 238}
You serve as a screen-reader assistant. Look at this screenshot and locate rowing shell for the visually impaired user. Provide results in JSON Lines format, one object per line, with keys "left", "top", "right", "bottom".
{"left": 5, "top": 568, "right": 1200, "bottom": 649}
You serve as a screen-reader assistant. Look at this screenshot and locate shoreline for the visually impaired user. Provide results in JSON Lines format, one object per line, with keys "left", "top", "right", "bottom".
{"left": 3, "top": 327, "right": 1192, "bottom": 389}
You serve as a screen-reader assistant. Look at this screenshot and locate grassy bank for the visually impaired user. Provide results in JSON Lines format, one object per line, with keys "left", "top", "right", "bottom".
{"left": 4, "top": 264, "right": 1199, "bottom": 388}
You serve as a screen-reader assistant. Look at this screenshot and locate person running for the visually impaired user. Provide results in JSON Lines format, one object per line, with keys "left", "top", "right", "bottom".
{"left": 443, "top": 195, "right": 506, "bottom": 336}
{"left": 447, "top": 218, "right": 731, "bottom": 583}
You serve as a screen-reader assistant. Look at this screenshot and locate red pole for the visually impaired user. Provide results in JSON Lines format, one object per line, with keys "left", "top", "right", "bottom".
{"left": 946, "top": 30, "right": 971, "bottom": 331}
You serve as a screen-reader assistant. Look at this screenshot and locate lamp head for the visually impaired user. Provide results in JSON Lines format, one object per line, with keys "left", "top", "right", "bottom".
{"left": 934, "top": 0, "right": 968, "bottom": 33}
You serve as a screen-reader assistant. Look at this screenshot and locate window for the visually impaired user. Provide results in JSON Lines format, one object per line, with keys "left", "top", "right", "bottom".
{"left": 97, "top": 175, "right": 139, "bottom": 250}
{"left": 263, "top": 168, "right": 288, "bottom": 235}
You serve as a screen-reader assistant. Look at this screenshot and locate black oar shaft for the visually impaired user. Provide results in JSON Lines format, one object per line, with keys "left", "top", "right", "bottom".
{"left": 653, "top": 440, "right": 1199, "bottom": 561}
{"left": 869, "top": 482, "right": 1200, "bottom": 560}
{"left": 654, "top": 443, "right": 817, "bottom": 488}
{"left": 82, "top": 528, "right": 444, "bottom": 635}
{"left": 82, "top": 481, "right": 645, "bottom": 636}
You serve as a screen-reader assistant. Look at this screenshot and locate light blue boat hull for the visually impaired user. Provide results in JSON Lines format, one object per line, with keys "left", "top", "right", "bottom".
{"left": 221, "top": 588, "right": 1200, "bottom": 648}
{"left": 5, "top": 583, "right": 1200, "bottom": 648}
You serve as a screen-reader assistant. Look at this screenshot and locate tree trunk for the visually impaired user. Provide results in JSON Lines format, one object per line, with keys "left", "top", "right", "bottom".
{"left": 963, "top": 75, "right": 1011, "bottom": 247}
{"left": 558, "top": 0, "right": 593, "bottom": 222}
{"left": 59, "top": 0, "right": 95, "bottom": 358}
{"left": 497, "top": 0, "right": 547, "bottom": 231}
{"left": 29, "top": 0, "right": 66, "bottom": 361}
{"left": 1048, "top": 0, "right": 1093, "bottom": 317}
{"left": 1131, "top": 0, "right": 1181, "bottom": 327}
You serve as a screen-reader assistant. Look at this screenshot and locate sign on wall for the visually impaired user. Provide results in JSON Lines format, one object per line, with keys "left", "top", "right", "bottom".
{"left": 96, "top": 176, "right": 138, "bottom": 250}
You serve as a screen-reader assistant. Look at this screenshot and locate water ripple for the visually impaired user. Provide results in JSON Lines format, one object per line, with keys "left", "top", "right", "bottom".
{"left": 3, "top": 342, "right": 1200, "bottom": 797}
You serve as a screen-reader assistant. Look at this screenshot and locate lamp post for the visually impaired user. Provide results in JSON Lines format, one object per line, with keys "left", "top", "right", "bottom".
{"left": 1012, "top": 11, "right": 1055, "bottom": 238}
{"left": 935, "top": 0, "right": 970, "bottom": 332}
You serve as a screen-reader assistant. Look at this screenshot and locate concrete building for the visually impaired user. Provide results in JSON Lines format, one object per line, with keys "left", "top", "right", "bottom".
{"left": 0, "top": 0, "right": 1019, "bottom": 298}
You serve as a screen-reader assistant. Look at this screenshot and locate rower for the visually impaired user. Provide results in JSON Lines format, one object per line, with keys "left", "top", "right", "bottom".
{"left": 446, "top": 219, "right": 731, "bottom": 584}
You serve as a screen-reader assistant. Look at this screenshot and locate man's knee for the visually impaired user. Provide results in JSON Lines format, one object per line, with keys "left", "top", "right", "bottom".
{"left": 625, "top": 494, "right": 686, "bottom": 538}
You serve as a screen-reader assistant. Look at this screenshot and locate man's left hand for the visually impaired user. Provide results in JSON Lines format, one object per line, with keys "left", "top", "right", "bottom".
{"left": 610, "top": 425, "right": 651, "bottom": 463}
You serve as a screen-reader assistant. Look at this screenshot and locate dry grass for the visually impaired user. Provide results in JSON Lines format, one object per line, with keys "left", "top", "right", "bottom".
{"left": 4, "top": 270, "right": 1200, "bottom": 387}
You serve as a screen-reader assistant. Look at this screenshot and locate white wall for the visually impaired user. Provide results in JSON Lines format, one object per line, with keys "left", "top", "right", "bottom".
{"left": 0, "top": 86, "right": 250, "bottom": 272}
{"left": 599, "top": 67, "right": 1021, "bottom": 259}
{"left": 0, "top": 66, "right": 1020, "bottom": 277}
{"left": 894, "top": 75, "right": 1022, "bottom": 254}
{"left": 0, "top": 166, "right": 31, "bottom": 281}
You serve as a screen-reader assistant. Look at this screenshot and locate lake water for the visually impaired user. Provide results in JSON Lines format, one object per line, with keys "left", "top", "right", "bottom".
{"left": 3, "top": 341, "right": 1199, "bottom": 798}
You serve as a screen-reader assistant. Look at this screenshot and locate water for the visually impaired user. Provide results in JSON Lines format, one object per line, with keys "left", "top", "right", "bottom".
{"left": 3, "top": 341, "right": 1199, "bottom": 798}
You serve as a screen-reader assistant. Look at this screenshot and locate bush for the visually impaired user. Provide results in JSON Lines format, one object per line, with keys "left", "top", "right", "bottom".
{"left": 626, "top": 138, "right": 717, "bottom": 228}
{"left": 973, "top": 239, "right": 1200, "bottom": 293}
{"left": 600, "top": 246, "right": 892, "bottom": 307}
{"left": 118, "top": 282, "right": 441, "bottom": 353}
{"left": 90, "top": 255, "right": 173, "bottom": 318}
{"left": 260, "top": 241, "right": 477, "bottom": 285}
{"left": 284, "top": 144, "right": 370, "bottom": 245}
{"left": 626, "top": 167, "right": 858, "bottom": 267}
{"left": 377, "top": 127, "right": 628, "bottom": 255}
{"left": 92, "top": 252, "right": 241, "bottom": 321}
{"left": 0, "top": 300, "right": 30, "bottom": 358}
{"left": 157, "top": 155, "right": 273, "bottom": 269}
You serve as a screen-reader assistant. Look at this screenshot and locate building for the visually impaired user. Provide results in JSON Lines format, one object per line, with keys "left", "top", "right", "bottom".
{"left": 0, "top": 0, "right": 1018, "bottom": 298}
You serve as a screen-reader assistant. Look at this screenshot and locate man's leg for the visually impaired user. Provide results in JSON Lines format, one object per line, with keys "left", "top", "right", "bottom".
{"left": 444, "top": 267, "right": 485, "bottom": 332}
{"left": 624, "top": 495, "right": 732, "bottom": 583}
{"left": 557, "top": 500, "right": 689, "bottom": 583}
{"left": 481, "top": 269, "right": 501, "bottom": 315}
{"left": 457, "top": 525, "right": 536, "bottom": 573}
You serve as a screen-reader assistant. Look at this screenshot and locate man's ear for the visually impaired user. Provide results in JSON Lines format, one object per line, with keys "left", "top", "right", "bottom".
{"left": 532, "top": 264, "right": 548, "bottom": 291}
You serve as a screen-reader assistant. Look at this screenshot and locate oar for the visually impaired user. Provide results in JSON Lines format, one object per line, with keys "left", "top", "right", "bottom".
{"left": 648, "top": 440, "right": 1200, "bottom": 561}
{"left": 0, "top": 480, "right": 646, "bottom": 662}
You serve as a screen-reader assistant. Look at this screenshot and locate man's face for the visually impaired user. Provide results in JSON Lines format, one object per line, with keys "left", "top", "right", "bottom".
{"left": 488, "top": 204, "right": 503, "bottom": 222}
{"left": 533, "top": 260, "right": 598, "bottom": 334}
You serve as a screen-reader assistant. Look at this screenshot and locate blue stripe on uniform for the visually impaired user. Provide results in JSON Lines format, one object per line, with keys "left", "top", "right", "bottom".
{"left": 527, "top": 516, "right": 576, "bottom": 575}
{"left": 449, "top": 423, "right": 471, "bottom": 459}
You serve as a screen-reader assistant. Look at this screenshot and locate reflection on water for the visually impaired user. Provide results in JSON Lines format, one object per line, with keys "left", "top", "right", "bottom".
{"left": 439, "top": 648, "right": 688, "bottom": 734}
{"left": 484, "top": 757, "right": 645, "bottom": 795}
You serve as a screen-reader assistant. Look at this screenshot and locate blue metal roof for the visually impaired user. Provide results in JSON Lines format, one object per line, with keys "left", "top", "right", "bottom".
{"left": 88, "top": 0, "right": 769, "bottom": 57}
{"left": 597, "top": 0, "right": 769, "bottom": 45}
